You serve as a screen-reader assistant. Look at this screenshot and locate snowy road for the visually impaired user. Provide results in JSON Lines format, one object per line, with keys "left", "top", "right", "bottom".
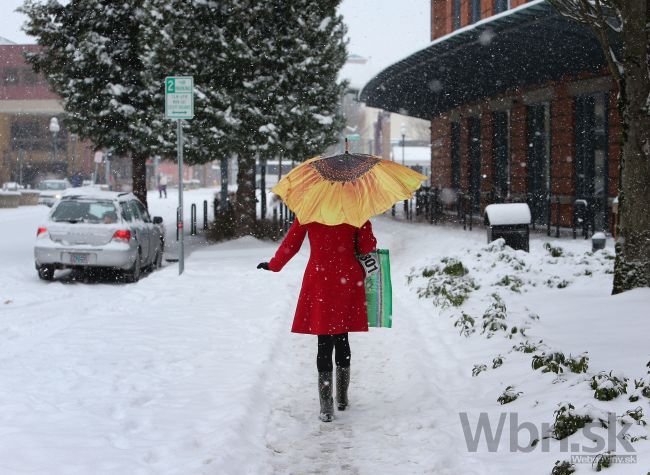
{"left": 1, "top": 193, "right": 648, "bottom": 474}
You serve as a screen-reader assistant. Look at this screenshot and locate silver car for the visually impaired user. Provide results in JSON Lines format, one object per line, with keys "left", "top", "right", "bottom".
{"left": 34, "top": 190, "right": 165, "bottom": 282}
{"left": 37, "top": 179, "right": 72, "bottom": 206}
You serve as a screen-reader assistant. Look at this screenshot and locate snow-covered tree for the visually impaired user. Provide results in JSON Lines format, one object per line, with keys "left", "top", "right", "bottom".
{"left": 548, "top": 0, "right": 650, "bottom": 294}
{"left": 21, "top": 0, "right": 164, "bottom": 208}
{"left": 221, "top": 0, "right": 348, "bottom": 235}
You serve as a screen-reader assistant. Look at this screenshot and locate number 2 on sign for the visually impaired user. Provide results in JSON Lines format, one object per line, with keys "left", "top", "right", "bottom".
{"left": 166, "top": 78, "right": 175, "bottom": 93}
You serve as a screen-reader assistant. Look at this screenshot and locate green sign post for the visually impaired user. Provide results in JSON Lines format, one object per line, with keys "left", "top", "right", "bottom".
{"left": 165, "top": 76, "right": 194, "bottom": 275}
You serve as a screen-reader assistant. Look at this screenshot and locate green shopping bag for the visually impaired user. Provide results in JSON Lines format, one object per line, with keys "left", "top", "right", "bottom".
{"left": 359, "top": 249, "right": 393, "bottom": 328}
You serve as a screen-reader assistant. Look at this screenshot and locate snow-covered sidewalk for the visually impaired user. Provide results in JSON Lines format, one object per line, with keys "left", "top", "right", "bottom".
{"left": 0, "top": 198, "right": 648, "bottom": 474}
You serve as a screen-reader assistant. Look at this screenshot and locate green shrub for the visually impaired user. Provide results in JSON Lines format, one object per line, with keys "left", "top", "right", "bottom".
{"left": 544, "top": 242, "right": 564, "bottom": 257}
{"left": 513, "top": 340, "right": 544, "bottom": 354}
{"left": 552, "top": 403, "right": 593, "bottom": 440}
{"left": 591, "top": 372, "right": 628, "bottom": 401}
{"left": 454, "top": 312, "right": 475, "bottom": 337}
{"left": 593, "top": 452, "right": 612, "bottom": 472}
{"left": 481, "top": 294, "right": 508, "bottom": 337}
{"left": 495, "top": 274, "right": 524, "bottom": 292}
{"left": 441, "top": 258, "right": 468, "bottom": 276}
{"left": 531, "top": 352, "right": 588, "bottom": 375}
{"left": 472, "top": 364, "right": 487, "bottom": 377}
{"left": 492, "top": 355, "right": 504, "bottom": 369}
{"left": 551, "top": 460, "right": 576, "bottom": 475}
{"left": 497, "top": 385, "right": 522, "bottom": 405}
{"left": 410, "top": 259, "right": 479, "bottom": 308}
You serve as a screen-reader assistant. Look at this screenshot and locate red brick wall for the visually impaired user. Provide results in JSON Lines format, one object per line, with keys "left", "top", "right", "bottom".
{"left": 509, "top": 100, "right": 527, "bottom": 195}
{"left": 0, "top": 45, "right": 58, "bottom": 101}
{"left": 431, "top": 117, "right": 452, "bottom": 187}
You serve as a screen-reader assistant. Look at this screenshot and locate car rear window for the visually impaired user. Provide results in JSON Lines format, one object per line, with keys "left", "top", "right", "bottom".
{"left": 51, "top": 200, "right": 119, "bottom": 224}
{"left": 38, "top": 181, "right": 66, "bottom": 190}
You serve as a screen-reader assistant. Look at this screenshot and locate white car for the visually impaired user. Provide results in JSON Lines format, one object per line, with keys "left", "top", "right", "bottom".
{"left": 37, "top": 179, "right": 72, "bottom": 206}
{"left": 34, "top": 190, "right": 165, "bottom": 282}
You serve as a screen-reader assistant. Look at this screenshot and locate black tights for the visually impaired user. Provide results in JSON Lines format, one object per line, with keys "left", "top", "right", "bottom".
{"left": 317, "top": 333, "right": 351, "bottom": 372}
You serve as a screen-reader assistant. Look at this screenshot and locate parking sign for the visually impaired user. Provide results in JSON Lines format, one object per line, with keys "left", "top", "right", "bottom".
{"left": 165, "top": 76, "right": 194, "bottom": 120}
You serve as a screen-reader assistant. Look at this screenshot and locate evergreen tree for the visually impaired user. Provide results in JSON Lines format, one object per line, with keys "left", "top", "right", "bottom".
{"left": 21, "top": 0, "right": 163, "bottom": 208}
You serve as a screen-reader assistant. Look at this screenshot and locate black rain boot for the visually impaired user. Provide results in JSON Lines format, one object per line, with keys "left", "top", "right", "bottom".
{"left": 336, "top": 366, "right": 350, "bottom": 411}
{"left": 318, "top": 371, "right": 334, "bottom": 422}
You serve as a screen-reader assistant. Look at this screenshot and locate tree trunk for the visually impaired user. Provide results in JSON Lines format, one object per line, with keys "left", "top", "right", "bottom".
{"left": 235, "top": 150, "right": 256, "bottom": 236}
{"left": 612, "top": 1, "right": 650, "bottom": 293}
{"left": 132, "top": 153, "right": 148, "bottom": 209}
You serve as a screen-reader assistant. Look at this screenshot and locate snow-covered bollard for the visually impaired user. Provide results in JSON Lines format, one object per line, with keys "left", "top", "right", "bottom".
{"left": 591, "top": 232, "right": 606, "bottom": 252}
{"left": 484, "top": 203, "right": 531, "bottom": 252}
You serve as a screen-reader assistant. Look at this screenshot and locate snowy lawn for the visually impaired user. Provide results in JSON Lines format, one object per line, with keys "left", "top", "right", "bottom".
{"left": 0, "top": 197, "right": 648, "bottom": 474}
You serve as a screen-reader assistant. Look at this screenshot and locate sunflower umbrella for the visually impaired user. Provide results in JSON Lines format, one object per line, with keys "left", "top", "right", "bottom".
{"left": 271, "top": 150, "right": 427, "bottom": 228}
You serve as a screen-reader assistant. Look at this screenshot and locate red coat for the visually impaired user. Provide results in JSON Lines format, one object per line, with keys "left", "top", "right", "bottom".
{"left": 269, "top": 219, "right": 377, "bottom": 335}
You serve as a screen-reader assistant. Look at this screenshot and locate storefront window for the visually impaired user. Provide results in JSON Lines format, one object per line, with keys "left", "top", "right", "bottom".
{"left": 471, "top": 0, "right": 482, "bottom": 23}
{"left": 451, "top": 122, "right": 461, "bottom": 190}
{"left": 495, "top": 0, "right": 510, "bottom": 14}
{"left": 492, "top": 110, "right": 510, "bottom": 200}
{"left": 453, "top": 0, "right": 461, "bottom": 29}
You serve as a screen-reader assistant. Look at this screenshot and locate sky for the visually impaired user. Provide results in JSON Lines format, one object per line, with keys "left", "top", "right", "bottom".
{"left": 1, "top": 0, "right": 430, "bottom": 87}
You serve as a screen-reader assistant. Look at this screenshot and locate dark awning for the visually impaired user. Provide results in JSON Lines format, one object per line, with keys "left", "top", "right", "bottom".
{"left": 359, "top": 1, "right": 608, "bottom": 120}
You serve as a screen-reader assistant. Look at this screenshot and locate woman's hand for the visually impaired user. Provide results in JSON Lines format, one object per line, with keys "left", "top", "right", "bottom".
{"left": 257, "top": 262, "right": 270, "bottom": 271}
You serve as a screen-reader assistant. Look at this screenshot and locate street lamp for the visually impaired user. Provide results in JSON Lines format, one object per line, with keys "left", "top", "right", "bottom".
{"left": 49, "top": 117, "right": 60, "bottom": 163}
{"left": 400, "top": 123, "right": 407, "bottom": 166}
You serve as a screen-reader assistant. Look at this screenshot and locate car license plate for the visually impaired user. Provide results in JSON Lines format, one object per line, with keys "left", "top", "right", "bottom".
{"left": 69, "top": 253, "right": 89, "bottom": 264}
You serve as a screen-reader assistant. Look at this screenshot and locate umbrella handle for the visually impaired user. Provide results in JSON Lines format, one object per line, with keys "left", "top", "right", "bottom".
{"left": 345, "top": 137, "right": 349, "bottom": 154}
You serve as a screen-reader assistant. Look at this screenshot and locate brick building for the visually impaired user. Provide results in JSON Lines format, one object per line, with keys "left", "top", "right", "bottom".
{"left": 360, "top": 0, "right": 619, "bottom": 233}
{"left": 0, "top": 44, "right": 94, "bottom": 187}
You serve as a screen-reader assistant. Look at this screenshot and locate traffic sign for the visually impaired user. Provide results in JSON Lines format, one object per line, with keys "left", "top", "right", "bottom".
{"left": 165, "top": 76, "right": 194, "bottom": 120}
{"left": 346, "top": 134, "right": 361, "bottom": 141}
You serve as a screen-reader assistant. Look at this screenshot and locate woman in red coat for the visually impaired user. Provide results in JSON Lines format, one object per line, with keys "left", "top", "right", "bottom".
{"left": 258, "top": 218, "right": 377, "bottom": 422}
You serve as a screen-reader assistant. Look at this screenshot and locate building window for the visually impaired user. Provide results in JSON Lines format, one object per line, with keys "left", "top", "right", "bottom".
{"left": 471, "top": 0, "right": 482, "bottom": 23}
{"left": 576, "top": 93, "right": 609, "bottom": 231}
{"left": 1, "top": 68, "right": 19, "bottom": 85}
{"left": 453, "top": 0, "right": 461, "bottom": 29}
{"left": 451, "top": 122, "right": 461, "bottom": 190}
{"left": 492, "top": 110, "right": 510, "bottom": 200}
{"left": 468, "top": 117, "right": 481, "bottom": 212}
{"left": 526, "top": 103, "right": 551, "bottom": 225}
{"left": 495, "top": 0, "right": 510, "bottom": 14}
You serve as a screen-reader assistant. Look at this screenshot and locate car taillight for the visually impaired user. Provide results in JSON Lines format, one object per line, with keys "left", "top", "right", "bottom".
{"left": 112, "top": 230, "right": 131, "bottom": 242}
{"left": 37, "top": 227, "right": 47, "bottom": 237}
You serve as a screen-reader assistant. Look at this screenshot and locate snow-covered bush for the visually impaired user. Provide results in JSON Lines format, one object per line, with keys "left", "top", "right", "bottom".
{"left": 531, "top": 352, "right": 589, "bottom": 375}
{"left": 492, "top": 355, "right": 504, "bottom": 369}
{"left": 551, "top": 460, "right": 576, "bottom": 475}
{"left": 494, "top": 274, "right": 524, "bottom": 292}
{"left": 628, "top": 378, "right": 650, "bottom": 402}
{"left": 544, "top": 242, "right": 564, "bottom": 258}
{"left": 513, "top": 339, "right": 545, "bottom": 354}
{"left": 453, "top": 312, "right": 475, "bottom": 336}
{"left": 472, "top": 364, "right": 487, "bottom": 377}
{"left": 551, "top": 403, "right": 593, "bottom": 440}
{"left": 410, "top": 258, "right": 479, "bottom": 308}
{"left": 481, "top": 294, "right": 508, "bottom": 337}
{"left": 593, "top": 453, "right": 612, "bottom": 472}
{"left": 590, "top": 371, "right": 628, "bottom": 401}
{"left": 497, "top": 385, "right": 522, "bottom": 405}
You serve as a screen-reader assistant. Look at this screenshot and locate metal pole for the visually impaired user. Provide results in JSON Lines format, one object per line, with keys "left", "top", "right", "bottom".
{"left": 191, "top": 203, "right": 197, "bottom": 236}
{"left": 177, "top": 119, "right": 184, "bottom": 275}
{"left": 401, "top": 134, "right": 405, "bottom": 166}
{"left": 203, "top": 200, "right": 208, "bottom": 230}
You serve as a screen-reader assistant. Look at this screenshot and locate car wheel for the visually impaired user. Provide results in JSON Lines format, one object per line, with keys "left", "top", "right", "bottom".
{"left": 125, "top": 252, "right": 142, "bottom": 283}
{"left": 37, "top": 264, "right": 55, "bottom": 281}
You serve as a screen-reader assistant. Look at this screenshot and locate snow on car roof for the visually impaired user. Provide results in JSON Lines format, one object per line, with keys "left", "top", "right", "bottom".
{"left": 62, "top": 186, "right": 135, "bottom": 201}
